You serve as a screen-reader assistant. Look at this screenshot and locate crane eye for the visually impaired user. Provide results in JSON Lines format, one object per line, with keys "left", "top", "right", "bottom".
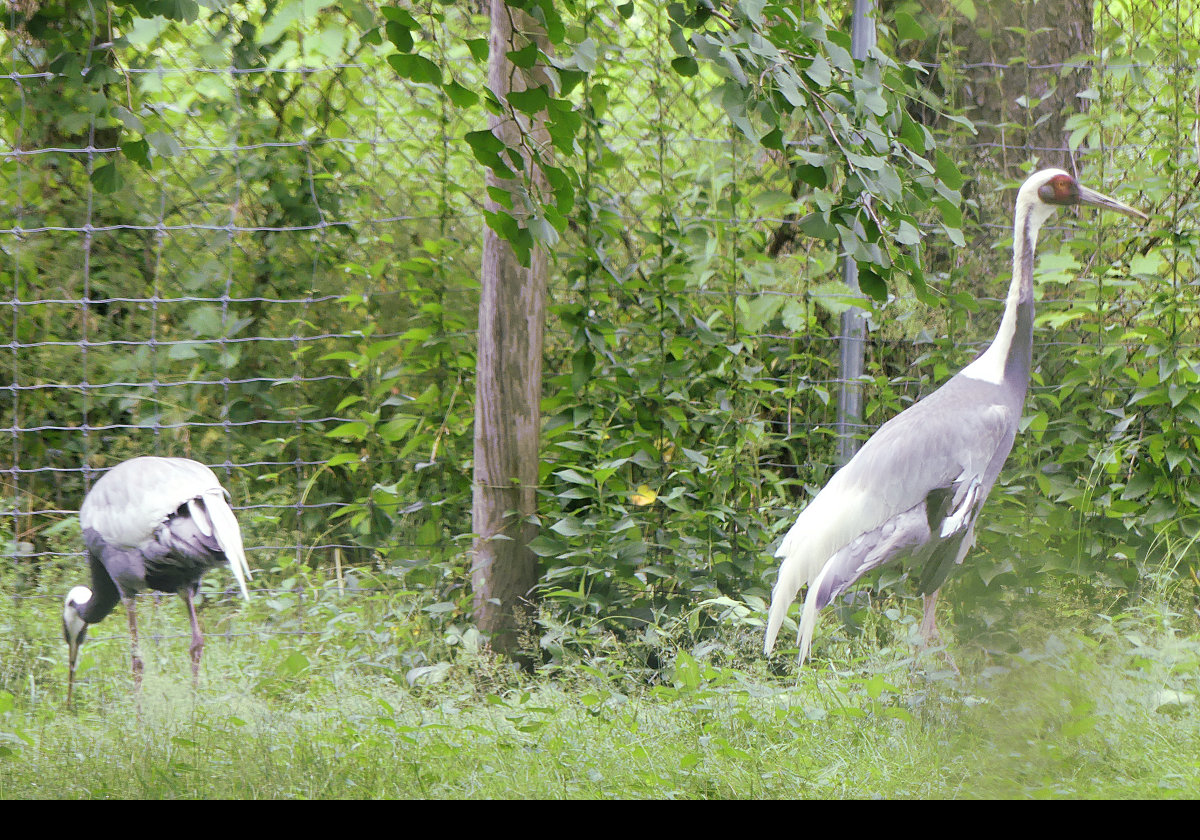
{"left": 1038, "top": 174, "right": 1079, "bottom": 205}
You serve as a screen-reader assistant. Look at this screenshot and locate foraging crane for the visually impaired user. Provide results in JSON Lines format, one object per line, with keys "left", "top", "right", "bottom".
{"left": 63, "top": 456, "right": 252, "bottom": 701}
{"left": 764, "top": 169, "right": 1146, "bottom": 665}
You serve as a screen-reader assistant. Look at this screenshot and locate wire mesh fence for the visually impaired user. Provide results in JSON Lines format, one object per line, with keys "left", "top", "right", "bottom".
{"left": 2, "top": 1, "right": 1197, "bottom": 647}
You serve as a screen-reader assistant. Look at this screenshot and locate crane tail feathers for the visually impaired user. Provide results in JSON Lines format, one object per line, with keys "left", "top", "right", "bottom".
{"left": 764, "top": 490, "right": 861, "bottom": 660}
{"left": 202, "top": 490, "right": 252, "bottom": 600}
{"left": 763, "top": 565, "right": 799, "bottom": 655}
{"left": 763, "top": 525, "right": 826, "bottom": 655}
{"left": 796, "top": 587, "right": 822, "bottom": 666}
{"left": 764, "top": 543, "right": 831, "bottom": 664}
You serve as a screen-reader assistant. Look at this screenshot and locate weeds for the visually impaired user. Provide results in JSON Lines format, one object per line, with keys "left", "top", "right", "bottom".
{"left": 2, "top": 560, "right": 1199, "bottom": 798}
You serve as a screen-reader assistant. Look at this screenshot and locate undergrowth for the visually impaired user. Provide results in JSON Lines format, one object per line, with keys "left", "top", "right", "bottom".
{"left": 2, "top": 561, "right": 1199, "bottom": 799}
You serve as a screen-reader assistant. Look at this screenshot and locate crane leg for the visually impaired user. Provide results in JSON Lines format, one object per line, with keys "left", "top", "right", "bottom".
{"left": 181, "top": 588, "right": 204, "bottom": 687}
{"left": 919, "top": 591, "right": 942, "bottom": 644}
{"left": 919, "top": 589, "right": 959, "bottom": 674}
{"left": 125, "top": 597, "right": 144, "bottom": 689}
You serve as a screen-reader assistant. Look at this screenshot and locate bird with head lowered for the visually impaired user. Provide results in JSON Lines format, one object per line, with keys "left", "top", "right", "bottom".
{"left": 763, "top": 169, "right": 1147, "bottom": 666}
{"left": 64, "top": 456, "right": 252, "bottom": 702}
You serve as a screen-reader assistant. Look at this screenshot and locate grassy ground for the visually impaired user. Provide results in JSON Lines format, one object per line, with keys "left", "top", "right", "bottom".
{"left": 2, "top": 579, "right": 1199, "bottom": 798}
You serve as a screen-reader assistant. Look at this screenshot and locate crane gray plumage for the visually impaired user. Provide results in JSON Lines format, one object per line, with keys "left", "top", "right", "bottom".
{"left": 63, "top": 456, "right": 252, "bottom": 702}
{"left": 764, "top": 169, "right": 1146, "bottom": 665}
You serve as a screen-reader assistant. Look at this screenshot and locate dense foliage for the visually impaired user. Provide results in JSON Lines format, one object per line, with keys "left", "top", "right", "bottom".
{"left": 1, "top": 0, "right": 1195, "bottom": 672}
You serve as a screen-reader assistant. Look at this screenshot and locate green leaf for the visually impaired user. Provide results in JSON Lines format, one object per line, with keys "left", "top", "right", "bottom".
{"left": 671, "top": 56, "right": 699, "bottom": 77}
{"left": 507, "top": 86, "right": 550, "bottom": 115}
{"left": 276, "top": 652, "right": 310, "bottom": 677}
{"left": 760, "top": 127, "right": 784, "bottom": 151}
{"left": 91, "top": 162, "right": 122, "bottom": 194}
{"left": 465, "top": 129, "right": 515, "bottom": 179}
{"left": 572, "top": 347, "right": 594, "bottom": 392}
{"left": 554, "top": 468, "right": 592, "bottom": 485}
{"left": 388, "top": 53, "right": 442, "bottom": 85}
{"left": 894, "top": 12, "right": 926, "bottom": 42}
{"left": 897, "top": 113, "right": 927, "bottom": 153}
{"left": 325, "top": 421, "right": 371, "bottom": 440}
{"left": 550, "top": 516, "right": 585, "bottom": 537}
{"left": 775, "top": 69, "right": 807, "bottom": 108}
{"left": 150, "top": 0, "right": 200, "bottom": 23}
{"left": 949, "top": 0, "right": 977, "bottom": 22}
{"left": 736, "top": 294, "right": 785, "bottom": 332}
{"left": 507, "top": 41, "right": 539, "bottom": 69}
{"left": 896, "top": 220, "right": 921, "bottom": 246}
{"left": 378, "top": 416, "right": 418, "bottom": 443}
{"left": 858, "top": 266, "right": 888, "bottom": 302}
{"left": 667, "top": 22, "right": 691, "bottom": 57}
{"left": 737, "top": 0, "right": 766, "bottom": 20}
{"left": 572, "top": 38, "right": 597, "bottom": 72}
{"left": 379, "top": 6, "right": 419, "bottom": 27}
{"left": 325, "top": 453, "right": 362, "bottom": 469}
{"left": 805, "top": 55, "right": 832, "bottom": 87}
{"left": 112, "top": 105, "right": 144, "bottom": 132}
{"left": 146, "top": 131, "right": 182, "bottom": 159}
{"left": 528, "top": 535, "right": 567, "bottom": 557}
{"left": 465, "top": 38, "right": 489, "bottom": 62}
{"left": 121, "top": 138, "right": 151, "bottom": 170}
{"left": 385, "top": 21, "right": 414, "bottom": 53}
{"left": 442, "top": 79, "right": 479, "bottom": 107}
{"left": 258, "top": 0, "right": 337, "bottom": 44}
{"left": 934, "top": 150, "right": 963, "bottom": 190}
{"left": 529, "top": 214, "right": 559, "bottom": 247}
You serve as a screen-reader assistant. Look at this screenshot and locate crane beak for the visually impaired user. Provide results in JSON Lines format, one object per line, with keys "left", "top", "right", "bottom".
{"left": 65, "top": 626, "right": 86, "bottom": 706}
{"left": 1077, "top": 185, "right": 1148, "bottom": 221}
{"left": 67, "top": 643, "right": 78, "bottom": 706}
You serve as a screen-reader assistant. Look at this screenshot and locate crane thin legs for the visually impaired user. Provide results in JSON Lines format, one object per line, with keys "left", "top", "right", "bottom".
{"left": 181, "top": 589, "right": 204, "bottom": 687}
{"left": 125, "top": 597, "right": 144, "bottom": 690}
{"left": 918, "top": 591, "right": 941, "bottom": 644}
{"left": 919, "top": 590, "right": 959, "bottom": 674}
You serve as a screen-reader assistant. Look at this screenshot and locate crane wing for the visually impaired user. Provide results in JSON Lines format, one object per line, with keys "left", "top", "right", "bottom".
{"left": 81, "top": 457, "right": 216, "bottom": 546}
{"left": 764, "top": 373, "right": 1019, "bottom": 659}
{"left": 187, "top": 490, "right": 252, "bottom": 599}
{"left": 80, "top": 457, "right": 251, "bottom": 598}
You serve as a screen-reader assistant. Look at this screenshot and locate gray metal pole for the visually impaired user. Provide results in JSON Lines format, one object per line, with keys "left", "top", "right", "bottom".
{"left": 835, "top": 0, "right": 876, "bottom": 465}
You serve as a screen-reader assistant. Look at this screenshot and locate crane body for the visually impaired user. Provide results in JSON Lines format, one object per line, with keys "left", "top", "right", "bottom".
{"left": 64, "top": 456, "right": 251, "bottom": 701}
{"left": 764, "top": 169, "right": 1146, "bottom": 665}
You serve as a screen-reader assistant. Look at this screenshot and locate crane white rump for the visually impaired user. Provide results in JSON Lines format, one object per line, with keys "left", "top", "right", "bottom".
{"left": 764, "top": 169, "right": 1146, "bottom": 665}
{"left": 63, "top": 456, "right": 252, "bottom": 702}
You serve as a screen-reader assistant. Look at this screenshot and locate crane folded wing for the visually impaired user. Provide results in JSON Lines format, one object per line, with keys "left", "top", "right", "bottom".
{"left": 190, "top": 491, "right": 252, "bottom": 600}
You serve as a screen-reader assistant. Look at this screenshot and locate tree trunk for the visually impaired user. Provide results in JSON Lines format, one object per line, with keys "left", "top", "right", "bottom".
{"left": 470, "top": 0, "right": 550, "bottom": 664}
{"left": 960, "top": 0, "right": 1093, "bottom": 175}
{"left": 895, "top": 0, "right": 1094, "bottom": 176}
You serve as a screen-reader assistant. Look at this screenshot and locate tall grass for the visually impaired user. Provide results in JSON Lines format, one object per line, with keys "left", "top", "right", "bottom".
{"left": 2, "top": 570, "right": 1199, "bottom": 798}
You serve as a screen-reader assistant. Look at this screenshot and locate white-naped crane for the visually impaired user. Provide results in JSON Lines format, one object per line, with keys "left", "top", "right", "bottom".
{"left": 63, "top": 456, "right": 252, "bottom": 702}
{"left": 764, "top": 169, "right": 1147, "bottom": 666}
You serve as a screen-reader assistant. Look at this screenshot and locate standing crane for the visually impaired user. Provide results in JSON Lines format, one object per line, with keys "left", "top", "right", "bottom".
{"left": 764, "top": 169, "right": 1146, "bottom": 665}
{"left": 63, "top": 456, "right": 252, "bottom": 702}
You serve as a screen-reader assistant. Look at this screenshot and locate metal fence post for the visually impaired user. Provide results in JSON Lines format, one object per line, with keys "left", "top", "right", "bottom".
{"left": 836, "top": 0, "right": 877, "bottom": 465}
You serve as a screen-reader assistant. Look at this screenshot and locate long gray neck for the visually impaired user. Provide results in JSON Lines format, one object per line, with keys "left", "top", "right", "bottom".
{"left": 961, "top": 198, "right": 1047, "bottom": 396}
{"left": 77, "top": 553, "right": 122, "bottom": 624}
{"left": 1003, "top": 209, "right": 1038, "bottom": 388}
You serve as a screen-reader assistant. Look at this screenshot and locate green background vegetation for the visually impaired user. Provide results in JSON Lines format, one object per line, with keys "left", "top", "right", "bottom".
{"left": 3, "top": 0, "right": 1200, "bottom": 797}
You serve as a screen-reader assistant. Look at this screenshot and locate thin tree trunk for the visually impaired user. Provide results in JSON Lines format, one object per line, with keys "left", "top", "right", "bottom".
{"left": 471, "top": 0, "right": 550, "bottom": 664}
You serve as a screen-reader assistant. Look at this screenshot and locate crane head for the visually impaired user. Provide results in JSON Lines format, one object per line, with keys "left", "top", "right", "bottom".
{"left": 63, "top": 585, "right": 91, "bottom": 705}
{"left": 1031, "top": 169, "right": 1148, "bottom": 221}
